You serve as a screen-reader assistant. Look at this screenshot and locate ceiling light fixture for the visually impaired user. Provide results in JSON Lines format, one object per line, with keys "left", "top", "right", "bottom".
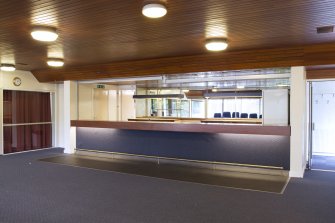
{"left": 0, "top": 64, "right": 16, "bottom": 72}
{"left": 142, "top": 3, "right": 167, "bottom": 18}
{"left": 205, "top": 38, "right": 228, "bottom": 51}
{"left": 277, "top": 84, "right": 289, "bottom": 87}
{"left": 237, "top": 85, "right": 245, "bottom": 89}
{"left": 47, "top": 58, "right": 64, "bottom": 67}
{"left": 31, "top": 26, "right": 58, "bottom": 42}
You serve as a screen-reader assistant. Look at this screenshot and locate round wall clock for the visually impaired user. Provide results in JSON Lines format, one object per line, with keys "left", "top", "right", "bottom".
{"left": 13, "top": 77, "right": 22, "bottom": 86}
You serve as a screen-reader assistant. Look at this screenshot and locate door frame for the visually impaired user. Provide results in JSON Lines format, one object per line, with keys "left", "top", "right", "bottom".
{"left": 307, "top": 81, "right": 313, "bottom": 169}
{"left": 306, "top": 79, "right": 335, "bottom": 169}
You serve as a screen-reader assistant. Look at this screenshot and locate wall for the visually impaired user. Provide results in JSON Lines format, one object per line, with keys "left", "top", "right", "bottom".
{"left": 108, "top": 90, "right": 118, "bottom": 121}
{"left": 77, "top": 83, "right": 134, "bottom": 121}
{"left": 78, "top": 84, "right": 94, "bottom": 120}
{"left": 0, "top": 70, "right": 55, "bottom": 92}
{"left": 0, "top": 70, "right": 57, "bottom": 154}
{"left": 121, "top": 90, "right": 135, "bottom": 121}
{"left": 290, "top": 66, "right": 308, "bottom": 178}
{"left": 135, "top": 88, "right": 147, "bottom": 117}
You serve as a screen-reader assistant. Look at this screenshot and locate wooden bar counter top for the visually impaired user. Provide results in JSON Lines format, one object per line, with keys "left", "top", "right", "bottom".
{"left": 71, "top": 120, "right": 290, "bottom": 136}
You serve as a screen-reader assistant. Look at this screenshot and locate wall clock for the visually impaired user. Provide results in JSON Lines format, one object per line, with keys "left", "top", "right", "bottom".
{"left": 13, "top": 77, "right": 22, "bottom": 86}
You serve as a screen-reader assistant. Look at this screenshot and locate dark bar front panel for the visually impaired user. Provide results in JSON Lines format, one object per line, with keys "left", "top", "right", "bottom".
{"left": 76, "top": 127, "right": 290, "bottom": 170}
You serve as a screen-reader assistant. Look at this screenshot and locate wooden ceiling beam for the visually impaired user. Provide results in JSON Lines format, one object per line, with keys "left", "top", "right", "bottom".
{"left": 32, "top": 42, "right": 335, "bottom": 82}
{"left": 306, "top": 69, "right": 335, "bottom": 79}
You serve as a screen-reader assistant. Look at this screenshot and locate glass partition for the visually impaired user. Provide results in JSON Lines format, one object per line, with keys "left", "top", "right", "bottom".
{"left": 207, "top": 98, "right": 262, "bottom": 118}
{"left": 78, "top": 83, "right": 135, "bottom": 121}
{"left": 76, "top": 83, "right": 291, "bottom": 125}
{"left": 191, "top": 100, "right": 205, "bottom": 118}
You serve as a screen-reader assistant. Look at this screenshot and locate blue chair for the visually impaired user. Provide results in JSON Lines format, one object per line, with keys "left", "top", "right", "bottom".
{"left": 214, "top": 113, "right": 222, "bottom": 118}
{"left": 240, "top": 113, "right": 248, "bottom": 118}
{"left": 249, "top": 113, "right": 258, "bottom": 118}
{"left": 259, "top": 114, "right": 262, "bottom": 119}
{"left": 222, "top": 112, "right": 231, "bottom": 118}
{"left": 232, "top": 112, "right": 240, "bottom": 118}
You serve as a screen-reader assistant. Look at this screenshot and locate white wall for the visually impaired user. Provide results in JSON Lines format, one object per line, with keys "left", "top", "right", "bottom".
{"left": 78, "top": 84, "right": 94, "bottom": 120}
{"left": 63, "top": 81, "right": 77, "bottom": 154}
{"left": 290, "top": 66, "right": 308, "bottom": 178}
{"left": 56, "top": 84, "right": 64, "bottom": 147}
{"left": 135, "top": 88, "right": 147, "bottom": 117}
{"left": 0, "top": 70, "right": 55, "bottom": 92}
{"left": 121, "top": 90, "right": 136, "bottom": 121}
{"left": 108, "top": 90, "right": 118, "bottom": 120}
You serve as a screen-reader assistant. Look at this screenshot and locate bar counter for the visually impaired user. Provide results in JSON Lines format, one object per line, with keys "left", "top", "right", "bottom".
{"left": 128, "top": 116, "right": 262, "bottom": 124}
{"left": 71, "top": 120, "right": 291, "bottom": 170}
{"left": 71, "top": 120, "right": 290, "bottom": 136}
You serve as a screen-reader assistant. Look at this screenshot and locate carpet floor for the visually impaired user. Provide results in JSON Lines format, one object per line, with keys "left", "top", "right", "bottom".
{"left": 312, "top": 155, "right": 335, "bottom": 171}
{"left": 0, "top": 148, "right": 334, "bottom": 223}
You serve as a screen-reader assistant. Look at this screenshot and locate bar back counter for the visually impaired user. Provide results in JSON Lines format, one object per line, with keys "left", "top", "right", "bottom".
{"left": 71, "top": 120, "right": 291, "bottom": 170}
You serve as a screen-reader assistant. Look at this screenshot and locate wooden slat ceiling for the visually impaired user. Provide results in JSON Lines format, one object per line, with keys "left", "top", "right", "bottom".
{"left": 1, "top": 0, "right": 335, "bottom": 75}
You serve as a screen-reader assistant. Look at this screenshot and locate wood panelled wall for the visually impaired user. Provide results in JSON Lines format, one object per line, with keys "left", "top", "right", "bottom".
{"left": 33, "top": 43, "right": 335, "bottom": 82}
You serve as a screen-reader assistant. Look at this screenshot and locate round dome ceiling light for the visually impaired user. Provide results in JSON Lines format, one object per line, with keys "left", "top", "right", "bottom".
{"left": 31, "top": 26, "right": 58, "bottom": 42}
{"left": 47, "top": 58, "right": 64, "bottom": 67}
{"left": 142, "top": 3, "right": 167, "bottom": 18}
{"left": 0, "top": 64, "right": 16, "bottom": 72}
{"left": 205, "top": 38, "right": 228, "bottom": 51}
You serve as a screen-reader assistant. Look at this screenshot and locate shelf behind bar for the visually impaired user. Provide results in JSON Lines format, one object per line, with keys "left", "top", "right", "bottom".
{"left": 71, "top": 120, "right": 290, "bottom": 136}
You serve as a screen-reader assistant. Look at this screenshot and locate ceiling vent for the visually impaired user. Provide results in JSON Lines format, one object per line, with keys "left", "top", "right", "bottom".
{"left": 317, "top": 25, "right": 334, "bottom": 34}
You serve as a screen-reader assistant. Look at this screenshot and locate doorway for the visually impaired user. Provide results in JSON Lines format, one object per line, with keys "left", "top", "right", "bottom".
{"left": 310, "top": 81, "right": 335, "bottom": 171}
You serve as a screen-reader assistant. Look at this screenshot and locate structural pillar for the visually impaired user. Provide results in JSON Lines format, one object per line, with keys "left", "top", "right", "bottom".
{"left": 290, "top": 66, "right": 307, "bottom": 178}
{"left": 63, "top": 81, "right": 77, "bottom": 154}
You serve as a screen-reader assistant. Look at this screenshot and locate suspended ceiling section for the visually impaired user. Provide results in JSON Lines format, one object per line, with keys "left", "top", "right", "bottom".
{"left": 1, "top": 0, "right": 335, "bottom": 72}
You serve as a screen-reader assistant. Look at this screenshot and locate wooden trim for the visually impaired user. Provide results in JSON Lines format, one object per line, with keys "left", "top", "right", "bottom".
{"left": 306, "top": 69, "right": 335, "bottom": 80}
{"left": 71, "top": 120, "right": 291, "bottom": 136}
{"left": 32, "top": 43, "right": 335, "bottom": 82}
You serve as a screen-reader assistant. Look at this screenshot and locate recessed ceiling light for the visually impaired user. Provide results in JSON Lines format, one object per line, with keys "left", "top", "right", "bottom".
{"left": 142, "top": 3, "right": 167, "bottom": 18}
{"left": 47, "top": 58, "right": 64, "bottom": 67}
{"left": 237, "top": 85, "right": 245, "bottom": 89}
{"left": 205, "top": 38, "right": 228, "bottom": 51}
{"left": 0, "top": 64, "right": 16, "bottom": 72}
{"left": 31, "top": 26, "right": 58, "bottom": 42}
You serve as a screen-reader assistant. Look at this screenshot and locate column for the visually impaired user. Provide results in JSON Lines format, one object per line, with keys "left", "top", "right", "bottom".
{"left": 290, "top": 66, "right": 307, "bottom": 178}
{"left": 63, "top": 81, "right": 77, "bottom": 154}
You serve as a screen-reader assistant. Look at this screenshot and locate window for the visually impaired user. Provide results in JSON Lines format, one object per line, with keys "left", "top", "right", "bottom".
{"left": 180, "top": 100, "right": 190, "bottom": 117}
{"left": 191, "top": 100, "right": 205, "bottom": 118}
{"left": 208, "top": 99, "right": 223, "bottom": 118}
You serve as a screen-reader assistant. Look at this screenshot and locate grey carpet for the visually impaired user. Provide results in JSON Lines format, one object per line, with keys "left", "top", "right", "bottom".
{"left": 0, "top": 148, "right": 334, "bottom": 223}
{"left": 39, "top": 154, "right": 288, "bottom": 193}
{"left": 312, "top": 155, "right": 335, "bottom": 171}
